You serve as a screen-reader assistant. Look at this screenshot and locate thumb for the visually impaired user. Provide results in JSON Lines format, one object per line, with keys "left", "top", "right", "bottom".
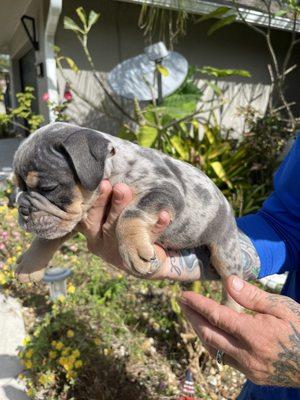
{"left": 226, "top": 275, "right": 285, "bottom": 318}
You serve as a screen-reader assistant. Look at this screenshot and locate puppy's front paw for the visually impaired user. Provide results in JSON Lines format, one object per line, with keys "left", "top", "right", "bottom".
{"left": 119, "top": 241, "right": 161, "bottom": 276}
{"left": 15, "top": 253, "right": 47, "bottom": 283}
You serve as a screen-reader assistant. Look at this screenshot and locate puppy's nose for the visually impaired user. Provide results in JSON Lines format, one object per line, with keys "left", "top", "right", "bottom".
{"left": 18, "top": 206, "right": 30, "bottom": 222}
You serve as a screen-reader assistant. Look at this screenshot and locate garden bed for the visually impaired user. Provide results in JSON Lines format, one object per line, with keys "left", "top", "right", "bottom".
{"left": 0, "top": 197, "right": 245, "bottom": 399}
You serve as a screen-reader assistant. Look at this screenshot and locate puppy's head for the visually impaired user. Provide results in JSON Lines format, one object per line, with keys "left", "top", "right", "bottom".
{"left": 13, "top": 122, "right": 114, "bottom": 239}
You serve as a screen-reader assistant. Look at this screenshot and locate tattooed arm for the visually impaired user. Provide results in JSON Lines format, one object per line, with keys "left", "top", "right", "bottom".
{"left": 153, "top": 229, "right": 261, "bottom": 282}
{"left": 177, "top": 276, "right": 300, "bottom": 387}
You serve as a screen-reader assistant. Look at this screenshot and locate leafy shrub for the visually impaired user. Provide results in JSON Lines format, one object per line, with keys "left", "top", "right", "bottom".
{"left": 0, "top": 86, "right": 44, "bottom": 135}
{"left": 120, "top": 70, "right": 273, "bottom": 216}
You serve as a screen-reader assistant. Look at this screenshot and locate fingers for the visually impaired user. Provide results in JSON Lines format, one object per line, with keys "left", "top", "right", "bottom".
{"left": 205, "top": 344, "right": 246, "bottom": 373}
{"left": 78, "top": 180, "right": 112, "bottom": 238}
{"left": 103, "top": 183, "right": 133, "bottom": 229}
{"left": 180, "top": 291, "right": 247, "bottom": 338}
{"left": 226, "top": 276, "right": 287, "bottom": 318}
{"left": 178, "top": 300, "right": 240, "bottom": 358}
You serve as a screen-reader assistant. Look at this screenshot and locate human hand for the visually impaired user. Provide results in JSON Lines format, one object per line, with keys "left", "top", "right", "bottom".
{"left": 78, "top": 181, "right": 216, "bottom": 281}
{"left": 177, "top": 276, "right": 300, "bottom": 387}
{"left": 77, "top": 180, "right": 172, "bottom": 277}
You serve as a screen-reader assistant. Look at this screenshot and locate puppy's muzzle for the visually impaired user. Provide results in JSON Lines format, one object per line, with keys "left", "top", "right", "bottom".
{"left": 17, "top": 191, "right": 78, "bottom": 239}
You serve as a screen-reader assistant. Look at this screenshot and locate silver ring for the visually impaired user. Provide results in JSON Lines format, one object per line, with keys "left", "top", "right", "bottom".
{"left": 216, "top": 349, "right": 224, "bottom": 365}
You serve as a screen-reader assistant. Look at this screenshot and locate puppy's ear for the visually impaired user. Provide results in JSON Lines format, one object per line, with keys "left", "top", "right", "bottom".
{"left": 61, "top": 129, "right": 114, "bottom": 191}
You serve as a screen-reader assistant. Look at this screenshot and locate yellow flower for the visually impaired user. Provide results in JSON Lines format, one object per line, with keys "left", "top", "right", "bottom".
{"left": 24, "top": 360, "right": 32, "bottom": 369}
{"left": 74, "top": 360, "right": 83, "bottom": 369}
{"left": 72, "top": 349, "right": 80, "bottom": 358}
{"left": 49, "top": 350, "right": 57, "bottom": 359}
{"left": 51, "top": 340, "right": 57, "bottom": 347}
{"left": 38, "top": 372, "right": 55, "bottom": 386}
{"left": 0, "top": 272, "right": 7, "bottom": 285}
{"left": 67, "top": 284, "right": 76, "bottom": 294}
{"left": 57, "top": 295, "right": 65, "bottom": 303}
{"left": 67, "top": 329, "right": 74, "bottom": 338}
{"left": 22, "top": 336, "right": 31, "bottom": 346}
{"left": 39, "top": 374, "right": 48, "bottom": 386}
{"left": 18, "top": 373, "right": 25, "bottom": 380}
{"left": 52, "top": 304, "right": 59, "bottom": 313}
{"left": 55, "top": 341, "right": 64, "bottom": 350}
{"left": 59, "top": 357, "right": 74, "bottom": 372}
{"left": 27, "top": 388, "right": 34, "bottom": 397}
{"left": 66, "top": 371, "right": 77, "bottom": 380}
{"left": 6, "top": 256, "right": 16, "bottom": 266}
{"left": 94, "top": 338, "right": 101, "bottom": 346}
{"left": 62, "top": 348, "right": 71, "bottom": 356}
{"left": 25, "top": 349, "right": 33, "bottom": 359}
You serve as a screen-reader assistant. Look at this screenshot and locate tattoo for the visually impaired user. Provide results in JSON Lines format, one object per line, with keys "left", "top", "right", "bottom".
{"left": 267, "top": 323, "right": 300, "bottom": 387}
{"left": 168, "top": 229, "right": 260, "bottom": 281}
{"left": 267, "top": 294, "right": 300, "bottom": 320}
{"left": 238, "top": 229, "right": 260, "bottom": 280}
{"left": 167, "top": 248, "right": 207, "bottom": 281}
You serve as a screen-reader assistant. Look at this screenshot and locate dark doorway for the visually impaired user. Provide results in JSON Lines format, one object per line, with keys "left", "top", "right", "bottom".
{"left": 19, "top": 48, "right": 39, "bottom": 114}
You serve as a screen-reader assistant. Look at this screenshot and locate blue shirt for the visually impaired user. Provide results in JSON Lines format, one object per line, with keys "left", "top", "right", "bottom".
{"left": 236, "top": 132, "right": 300, "bottom": 400}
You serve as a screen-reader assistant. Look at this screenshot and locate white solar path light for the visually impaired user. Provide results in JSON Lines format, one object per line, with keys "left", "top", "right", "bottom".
{"left": 43, "top": 266, "right": 72, "bottom": 300}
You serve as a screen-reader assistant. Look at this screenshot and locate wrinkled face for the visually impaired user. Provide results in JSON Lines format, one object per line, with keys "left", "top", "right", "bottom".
{"left": 14, "top": 151, "right": 95, "bottom": 239}
{"left": 13, "top": 123, "right": 110, "bottom": 239}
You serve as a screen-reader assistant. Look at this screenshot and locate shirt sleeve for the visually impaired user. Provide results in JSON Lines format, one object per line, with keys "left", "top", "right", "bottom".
{"left": 237, "top": 132, "right": 300, "bottom": 278}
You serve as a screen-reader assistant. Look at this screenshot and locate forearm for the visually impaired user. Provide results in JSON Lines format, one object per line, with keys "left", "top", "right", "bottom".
{"left": 154, "top": 229, "right": 261, "bottom": 281}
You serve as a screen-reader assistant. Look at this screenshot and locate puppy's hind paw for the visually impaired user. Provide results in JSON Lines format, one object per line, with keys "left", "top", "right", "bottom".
{"left": 120, "top": 244, "right": 161, "bottom": 276}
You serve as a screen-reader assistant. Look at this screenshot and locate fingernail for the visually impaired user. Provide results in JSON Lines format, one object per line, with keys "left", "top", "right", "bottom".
{"left": 99, "top": 181, "right": 106, "bottom": 195}
{"left": 114, "top": 189, "right": 124, "bottom": 202}
{"left": 232, "top": 276, "right": 244, "bottom": 291}
{"left": 176, "top": 295, "right": 189, "bottom": 306}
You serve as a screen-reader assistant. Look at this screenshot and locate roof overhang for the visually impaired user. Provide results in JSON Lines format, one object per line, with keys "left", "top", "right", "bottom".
{"left": 117, "top": 0, "right": 300, "bottom": 33}
{"left": 0, "top": 0, "right": 33, "bottom": 53}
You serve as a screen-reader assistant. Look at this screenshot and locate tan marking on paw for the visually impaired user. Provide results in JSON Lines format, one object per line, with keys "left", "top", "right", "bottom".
{"left": 117, "top": 216, "right": 160, "bottom": 275}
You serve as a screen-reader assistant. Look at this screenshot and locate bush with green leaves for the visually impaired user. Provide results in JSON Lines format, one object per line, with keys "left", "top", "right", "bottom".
{"left": 0, "top": 86, "right": 44, "bottom": 135}
{"left": 118, "top": 66, "right": 270, "bottom": 216}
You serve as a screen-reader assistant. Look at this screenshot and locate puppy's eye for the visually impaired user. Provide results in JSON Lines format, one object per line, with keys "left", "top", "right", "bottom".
{"left": 39, "top": 184, "right": 59, "bottom": 192}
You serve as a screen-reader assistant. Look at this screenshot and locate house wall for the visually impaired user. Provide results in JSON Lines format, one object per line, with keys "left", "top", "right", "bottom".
{"left": 54, "top": 0, "right": 299, "bottom": 135}
{"left": 6, "top": 0, "right": 300, "bottom": 134}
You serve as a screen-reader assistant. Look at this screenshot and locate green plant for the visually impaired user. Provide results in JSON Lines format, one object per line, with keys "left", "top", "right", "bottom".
{"left": 18, "top": 300, "right": 98, "bottom": 399}
{"left": 117, "top": 63, "right": 268, "bottom": 215}
{"left": 241, "top": 107, "right": 293, "bottom": 187}
{"left": 0, "top": 86, "right": 44, "bottom": 135}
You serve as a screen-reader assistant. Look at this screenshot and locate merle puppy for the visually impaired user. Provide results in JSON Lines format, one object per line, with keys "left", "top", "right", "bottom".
{"left": 13, "top": 122, "right": 242, "bottom": 309}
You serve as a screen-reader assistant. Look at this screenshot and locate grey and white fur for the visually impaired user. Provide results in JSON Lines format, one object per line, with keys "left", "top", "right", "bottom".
{"left": 13, "top": 122, "right": 243, "bottom": 309}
